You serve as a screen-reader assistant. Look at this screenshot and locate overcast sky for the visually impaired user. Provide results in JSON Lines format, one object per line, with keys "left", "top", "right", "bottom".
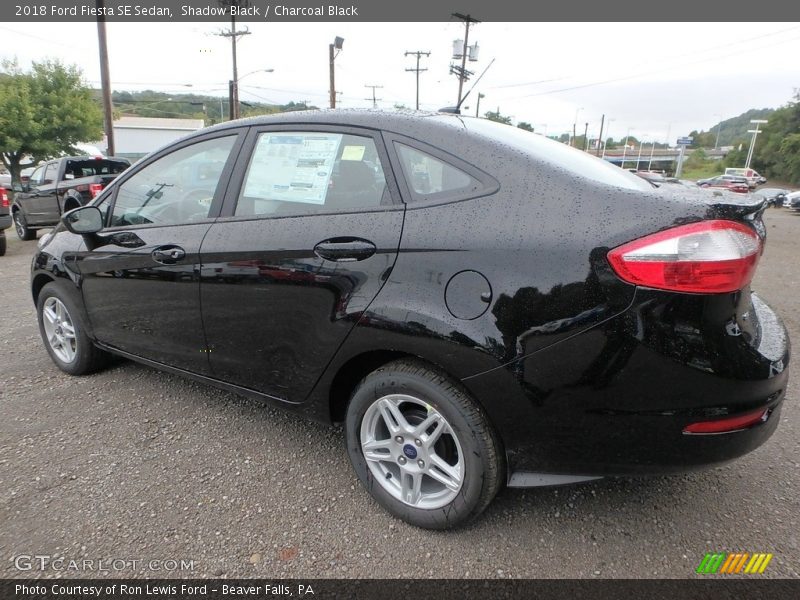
{"left": 2, "top": 21, "right": 799, "bottom": 142}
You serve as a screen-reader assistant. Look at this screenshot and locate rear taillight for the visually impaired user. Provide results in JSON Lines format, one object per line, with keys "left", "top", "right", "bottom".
{"left": 89, "top": 183, "right": 104, "bottom": 199}
{"left": 0, "top": 188, "right": 8, "bottom": 208}
{"left": 607, "top": 220, "right": 761, "bottom": 294}
{"left": 683, "top": 408, "right": 768, "bottom": 434}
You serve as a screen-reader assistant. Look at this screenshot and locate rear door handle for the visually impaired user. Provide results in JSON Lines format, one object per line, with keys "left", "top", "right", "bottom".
{"left": 314, "top": 238, "right": 376, "bottom": 262}
{"left": 152, "top": 245, "right": 186, "bottom": 265}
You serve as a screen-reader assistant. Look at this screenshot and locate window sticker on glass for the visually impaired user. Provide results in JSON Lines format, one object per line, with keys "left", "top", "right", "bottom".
{"left": 341, "top": 145, "right": 366, "bottom": 161}
{"left": 243, "top": 133, "right": 343, "bottom": 205}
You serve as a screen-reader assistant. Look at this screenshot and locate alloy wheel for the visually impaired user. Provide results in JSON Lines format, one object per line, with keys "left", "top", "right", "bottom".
{"left": 360, "top": 393, "right": 464, "bottom": 509}
{"left": 42, "top": 297, "right": 77, "bottom": 364}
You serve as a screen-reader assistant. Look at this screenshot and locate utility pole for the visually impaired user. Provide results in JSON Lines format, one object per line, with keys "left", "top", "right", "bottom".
{"left": 364, "top": 84, "right": 383, "bottom": 109}
{"left": 451, "top": 13, "right": 480, "bottom": 107}
{"left": 329, "top": 36, "right": 344, "bottom": 108}
{"left": 215, "top": 1, "right": 251, "bottom": 120}
{"left": 596, "top": 114, "right": 605, "bottom": 156}
{"left": 404, "top": 51, "right": 430, "bottom": 110}
{"left": 96, "top": 0, "right": 114, "bottom": 156}
{"left": 475, "top": 92, "right": 484, "bottom": 117}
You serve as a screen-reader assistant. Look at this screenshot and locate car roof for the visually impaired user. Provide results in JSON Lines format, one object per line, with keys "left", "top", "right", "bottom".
{"left": 199, "top": 108, "right": 468, "bottom": 138}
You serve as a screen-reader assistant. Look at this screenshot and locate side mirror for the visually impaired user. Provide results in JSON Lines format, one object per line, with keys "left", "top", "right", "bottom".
{"left": 62, "top": 206, "right": 103, "bottom": 235}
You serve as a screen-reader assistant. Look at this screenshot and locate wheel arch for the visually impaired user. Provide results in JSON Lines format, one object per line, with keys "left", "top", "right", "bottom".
{"left": 31, "top": 272, "right": 56, "bottom": 305}
{"left": 328, "top": 349, "right": 413, "bottom": 423}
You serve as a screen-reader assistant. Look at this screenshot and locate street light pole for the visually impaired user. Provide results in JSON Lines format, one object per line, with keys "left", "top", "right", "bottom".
{"left": 601, "top": 118, "right": 615, "bottom": 159}
{"left": 713, "top": 114, "right": 722, "bottom": 150}
{"left": 621, "top": 127, "right": 632, "bottom": 170}
{"left": 571, "top": 107, "right": 583, "bottom": 147}
{"left": 745, "top": 119, "right": 768, "bottom": 169}
{"left": 635, "top": 136, "right": 645, "bottom": 171}
{"left": 234, "top": 68, "right": 273, "bottom": 118}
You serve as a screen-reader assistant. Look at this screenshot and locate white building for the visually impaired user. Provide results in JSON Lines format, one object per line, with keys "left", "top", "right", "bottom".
{"left": 108, "top": 116, "right": 205, "bottom": 161}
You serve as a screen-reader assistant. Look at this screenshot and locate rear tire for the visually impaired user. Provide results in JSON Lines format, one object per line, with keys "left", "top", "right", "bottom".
{"left": 0, "top": 232, "right": 6, "bottom": 256}
{"left": 345, "top": 359, "right": 504, "bottom": 529}
{"left": 14, "top": 211, "right": 36, "bottom": 241}
{"left": 36, "top": 282, "right": 110, "bottom": 375}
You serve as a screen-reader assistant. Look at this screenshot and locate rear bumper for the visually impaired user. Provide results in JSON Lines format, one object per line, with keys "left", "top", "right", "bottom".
{"left": 0, "top": 214, "right": 11, "bottom": 231}
{"left": 463, "top": 291, "right": 789, "bottom": 478}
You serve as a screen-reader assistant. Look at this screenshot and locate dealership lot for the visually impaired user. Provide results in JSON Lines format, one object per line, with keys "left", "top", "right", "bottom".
{"left": 1, "top": 210, "right": 798, "bottom": 579}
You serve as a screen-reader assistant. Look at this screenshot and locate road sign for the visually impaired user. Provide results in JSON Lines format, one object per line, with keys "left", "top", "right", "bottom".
{"left": 676, "top": 137, "right": 693, "bottom": 145}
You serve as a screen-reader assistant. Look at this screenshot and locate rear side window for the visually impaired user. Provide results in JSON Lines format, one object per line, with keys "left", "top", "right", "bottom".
{"left": 395, "top": 144, "right": 477, "bottom": 197}
{"left": 464, "top": 118, "right": 652, "bottom": 191}
{"left": 66, "top": 159, "right": 129, "bottom": 178}
{"left": 235, "top": 132, "right": 389, "bottom": 217}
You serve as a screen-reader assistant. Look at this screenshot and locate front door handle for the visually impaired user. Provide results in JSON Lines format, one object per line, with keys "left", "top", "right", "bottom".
{"left": 152, "top": 245, "right": 186, "bottom": 265}
{"left": 314, "top": 237, "right": 376, "bottom": 262}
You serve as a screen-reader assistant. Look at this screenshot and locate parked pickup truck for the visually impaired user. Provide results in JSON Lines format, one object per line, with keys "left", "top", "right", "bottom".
{"left": 0, "top": 185, "right": 11, "bottom": 256}
{"left": 11, "top": 156, "right": 130, "bottom": 240}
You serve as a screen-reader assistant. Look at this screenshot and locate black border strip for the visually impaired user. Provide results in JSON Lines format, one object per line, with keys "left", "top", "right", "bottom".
{"left": 3, "top": 0, "right": 800, "bottom": 22}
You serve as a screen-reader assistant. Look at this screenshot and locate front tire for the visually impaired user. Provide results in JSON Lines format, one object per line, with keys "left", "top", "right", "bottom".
{"left": 36, "top": 282, "right": 109, "bottom": 375}
{"left": 345, "top": 359, "right": 504, "bottom": 529}
{"left": 14, "top": 211, "right": 36, "bottom": 241}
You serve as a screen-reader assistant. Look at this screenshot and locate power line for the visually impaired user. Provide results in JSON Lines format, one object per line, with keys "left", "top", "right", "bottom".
{"left": 489, "top": 25, "right": 800, "bottom": 94}
{"left": 508, "top": 32, "right": 800, "bottom": 101}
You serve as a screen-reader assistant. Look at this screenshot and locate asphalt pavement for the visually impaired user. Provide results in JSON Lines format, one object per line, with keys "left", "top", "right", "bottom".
{"left": 1, "top": 210, "right": 798, "bottom": 579}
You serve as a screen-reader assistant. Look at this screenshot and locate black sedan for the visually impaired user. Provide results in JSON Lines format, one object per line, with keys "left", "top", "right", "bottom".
{"left": 31, "top": 110, "right": 789, "bottom": 529}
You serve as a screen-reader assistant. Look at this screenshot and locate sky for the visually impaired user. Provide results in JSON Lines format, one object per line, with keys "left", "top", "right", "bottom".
{"left": 1, "top": 21, "right": 799, "bottom": 143}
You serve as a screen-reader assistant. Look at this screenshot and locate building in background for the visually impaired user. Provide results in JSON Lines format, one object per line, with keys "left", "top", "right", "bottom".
{"left": 106, "top": 117, "right": 205, "bottom": 161}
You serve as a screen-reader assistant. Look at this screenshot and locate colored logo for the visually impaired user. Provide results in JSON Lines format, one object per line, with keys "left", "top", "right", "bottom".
{"left": 696, "top": 552, "right": 773, "bottom": 574}
{"left": 402, "top": 444, "right": 418, "bottom": 459}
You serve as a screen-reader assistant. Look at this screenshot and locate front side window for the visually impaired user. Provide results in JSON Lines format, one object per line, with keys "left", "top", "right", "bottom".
{"left": 235, "top": 131, "right": 389, "bottom": 217}
{"left": 395, "top": 143, "right": 479, "bottom": 198}
{"left": 109, "top": 136, "right": 236, "bottom": 227}
{"left": 42, "top": 162, "right": 58, "bottom": 184}
{"left": 28, "top": 166, "right": 44, "bottom": 187}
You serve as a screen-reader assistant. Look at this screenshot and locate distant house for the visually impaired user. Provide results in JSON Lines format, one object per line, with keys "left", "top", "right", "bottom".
{"left": 107, "top": 116, "right": 205, "bottom": 161}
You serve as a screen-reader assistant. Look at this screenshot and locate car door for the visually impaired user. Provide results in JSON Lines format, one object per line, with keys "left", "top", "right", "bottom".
{"left": 200, "top": 126, "right": 404, "bottom": 402}
{"left": 31, "top": 161, "right": 62, "bottom": 222}
{"left": 15, "top": 165, "right": 45, "bottom": 223}
{"left": 75, "top": 130, "right": 246, "bottom": 373}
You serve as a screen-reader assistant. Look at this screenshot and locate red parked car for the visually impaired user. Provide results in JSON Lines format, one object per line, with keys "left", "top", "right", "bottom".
{"left": 696, "top": 175, "right": 750, "bottom": 194}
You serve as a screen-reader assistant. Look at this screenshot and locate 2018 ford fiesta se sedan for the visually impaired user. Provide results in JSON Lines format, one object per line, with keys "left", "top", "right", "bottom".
{"left": 31, "top": 110, "right": 789, "bottom": 529}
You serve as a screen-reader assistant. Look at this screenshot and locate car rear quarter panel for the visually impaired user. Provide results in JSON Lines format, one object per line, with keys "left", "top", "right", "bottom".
{"left": 316, "top": 132, "right": 708, "bottom": 413}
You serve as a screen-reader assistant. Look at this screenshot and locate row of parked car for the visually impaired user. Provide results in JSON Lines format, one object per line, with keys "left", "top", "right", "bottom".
{"left": 0, "top": 155, "right": 131, "bottom": 255}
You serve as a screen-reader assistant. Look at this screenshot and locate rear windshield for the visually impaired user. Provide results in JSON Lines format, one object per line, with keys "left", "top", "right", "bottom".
{"left": 461, "top": 118, "right": 652, "bottom": 191}
{"left": 65, "top": 159, "right": 130, "bottom": 179}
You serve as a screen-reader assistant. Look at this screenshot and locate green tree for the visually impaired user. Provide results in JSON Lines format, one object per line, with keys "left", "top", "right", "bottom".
{"left": 0, "top": 60, "right": 103, "bottom": 184}
{"left": 0, "top": 61, "right": 103, "bottom": 182}
{"left": 484, "top": 109, "right": 512, "bottom": 125}
{"left": 747, "top": 91, "right": 800, "bottom": 183}
{"left": 517, "top": 121, "right": 533, "bottom": 132}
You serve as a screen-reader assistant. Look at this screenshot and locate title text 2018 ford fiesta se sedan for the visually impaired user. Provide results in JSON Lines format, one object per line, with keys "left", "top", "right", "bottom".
{"left": 31, "top": 111, "right": 789, "bottom": 529}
